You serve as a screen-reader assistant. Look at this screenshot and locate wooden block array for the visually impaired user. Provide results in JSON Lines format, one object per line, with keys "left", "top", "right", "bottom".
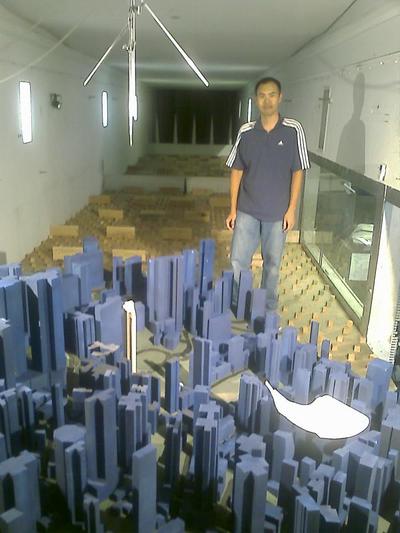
{"left": 106, "top": 226, "right": 135, "bottom": 239}
{"left": 53, "top": 246, "right": 83, "bottom": 261}
{"left": 50, "top": 225, "right": 79, "bottom": 238}
{"left": 98, "top": 208, "right": 124, "bottom": 220}
{"left": 160, "top": 227, "right": 193, "bottom": 240}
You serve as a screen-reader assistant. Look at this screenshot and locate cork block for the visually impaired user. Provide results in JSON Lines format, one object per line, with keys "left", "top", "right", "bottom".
{"left": 50, "top": 225, "right": 79, "bottom": 238}
{"left": 98, "top": 208, "right": 124, "bottom": 220}
{"left": 106, "top": 226, "right": 136, "bottom": 239}
{"left": 89, "top": 194, "right": 111, "bottom": 205}
{"left": 161, "top": 227, "right": 193, "bottom": 240}
{"left": 112, "top": 249, "right": 147, "bottom": 261}
{"left": 53, "top": 246, "right": 83, "bottom": 261}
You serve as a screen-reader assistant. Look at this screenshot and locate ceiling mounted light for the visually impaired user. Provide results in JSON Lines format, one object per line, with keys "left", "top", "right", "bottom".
{"left": 83, "top": 0, "right": 209, "bottom": 146}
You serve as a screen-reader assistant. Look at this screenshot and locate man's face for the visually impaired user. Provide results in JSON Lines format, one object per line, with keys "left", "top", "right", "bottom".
{"left": 255, "top": 82, "right": 282, "bottom": 117}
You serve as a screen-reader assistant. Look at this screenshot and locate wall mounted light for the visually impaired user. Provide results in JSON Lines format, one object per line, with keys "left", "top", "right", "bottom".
{"left": 50, "top": 93, "right": 62, "bottom": 109}
{"left": 102, "top": 91, "right": 108, "bottom": 127}
{"left": 19, "top": 81, "right": 32, "bottom": 143}
{"left": 247, "top": 97, "right": 252, "bottom": 122}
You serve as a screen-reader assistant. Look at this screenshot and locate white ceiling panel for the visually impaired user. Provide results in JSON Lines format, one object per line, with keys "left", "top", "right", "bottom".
{"left": 0, "top": 0, "right": 358, "bottom": 87}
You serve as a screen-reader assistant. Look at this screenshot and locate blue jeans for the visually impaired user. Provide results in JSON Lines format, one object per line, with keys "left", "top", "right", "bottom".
{"left": 231, "top": 211, "right": 286, "bottom": 311}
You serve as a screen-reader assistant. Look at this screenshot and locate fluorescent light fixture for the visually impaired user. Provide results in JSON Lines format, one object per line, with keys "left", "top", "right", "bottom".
{"left": 19, "top": 81, "right": 32, "bottom": 143}
{"left": 128, "top": 51, "right": 138, "bottom": 146}
{"left": 144, "top": 4, "right": 209, "bottom": 87}
{"left": 123, "top": 300, "right": 137, "bottom": 373}
{"left": 102, "top": 91, "right": 108, "bottom": 127}
{"left": 265, "top": 379, "right": 370, "bottom": 439}
{"left": 238, "top": 99, "right": 242, "bottom": 119}
{"left": 247, "top": 97, "right": 252, "bottom": 122}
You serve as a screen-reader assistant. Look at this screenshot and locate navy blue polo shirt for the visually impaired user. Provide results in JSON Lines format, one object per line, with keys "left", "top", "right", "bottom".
{"left": 226, "top": 116, "right": 310, "bottom": 222}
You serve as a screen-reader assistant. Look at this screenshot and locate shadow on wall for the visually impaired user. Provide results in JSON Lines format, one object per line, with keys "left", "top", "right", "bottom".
{"left": 0, "top": 252, "right": 6, "bottom": 264}
{"left": 336, "top": 72, "right": 366, "bottom": 175}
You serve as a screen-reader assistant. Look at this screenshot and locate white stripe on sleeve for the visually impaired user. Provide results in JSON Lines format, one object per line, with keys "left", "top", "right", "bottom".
{"left": 282, "top": 118, "right": 310, "bottom": 170}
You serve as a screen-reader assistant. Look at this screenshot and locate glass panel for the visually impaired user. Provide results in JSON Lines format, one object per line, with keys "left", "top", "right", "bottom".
{"left": 301, "top": 161, "right": 379, "bottom": 318}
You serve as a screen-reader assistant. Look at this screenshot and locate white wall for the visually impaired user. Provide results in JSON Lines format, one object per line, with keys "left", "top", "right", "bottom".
{"left": 0, "top": 6, "right": 131, "bottom": 263}
{"left": 241, "top": 0, "right": 400, "bottom": 188}
{"left": 239, "top": 0, "right": 400, "bottom": 359}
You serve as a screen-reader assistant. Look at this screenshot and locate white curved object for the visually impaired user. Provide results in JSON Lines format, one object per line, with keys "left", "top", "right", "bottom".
{"left": 264, "top": 379, "right": 370, "bottom": 439}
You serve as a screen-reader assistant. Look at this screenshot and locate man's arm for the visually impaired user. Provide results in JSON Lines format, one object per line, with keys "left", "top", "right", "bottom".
{"left": 226, "top": 168, "right": 243, "bottom": 230}
{"left": 283, "top": 169, "right": 304, "bottom": 232}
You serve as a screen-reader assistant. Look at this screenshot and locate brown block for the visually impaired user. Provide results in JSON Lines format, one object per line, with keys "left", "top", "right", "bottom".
{"left": 106, "top": 226, "right": 136, "bottom": 239}
{"left": 161, "top": 227, "right": 192, "bottom": 240}
{"left": 347, "top": 353, "right": 356, "bottom": 362}
{"left": 112, "top": 249, "right": 147, "bottom": 261}
{"left": 98, "top": 208, "right": 124, "bottom": 220}
{"left": 53, "top": 246, "right": 83, "bottom": 261}
{"left": 50, "top": 225, "right": 79, "bottom": 238}
{"left": 89, "top": 194, "right": 111, "bottom": 205}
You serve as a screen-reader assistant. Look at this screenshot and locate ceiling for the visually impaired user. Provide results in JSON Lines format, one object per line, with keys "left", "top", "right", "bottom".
{"left": 1, "top": 0, "right": 358, "bottom": 89}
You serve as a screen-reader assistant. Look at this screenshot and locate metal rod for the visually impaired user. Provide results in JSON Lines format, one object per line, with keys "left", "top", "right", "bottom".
{"left": 127, "top": 2, "right": 138, "bottom": 146}
{"left": 83, "top": 24, "right": 128, "bottom": 86}
{"left": 144, "top": 3, "right": 209, "bottom": 87}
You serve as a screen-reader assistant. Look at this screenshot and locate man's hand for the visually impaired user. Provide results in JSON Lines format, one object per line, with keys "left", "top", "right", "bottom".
{"left": 226, "top": 211, "right": 237, "bottom": 231}
{"left": 283, "top": 207, "right": 296, "bottom": 233}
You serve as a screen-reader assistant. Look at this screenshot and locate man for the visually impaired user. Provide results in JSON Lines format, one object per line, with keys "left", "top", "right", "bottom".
{"left": 226, "top": 77, "right": 310, "bottom": 311}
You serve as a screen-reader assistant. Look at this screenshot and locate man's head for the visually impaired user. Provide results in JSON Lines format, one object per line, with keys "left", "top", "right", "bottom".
{"left": 254, "top": 77, "right": 282, "bottom": 118}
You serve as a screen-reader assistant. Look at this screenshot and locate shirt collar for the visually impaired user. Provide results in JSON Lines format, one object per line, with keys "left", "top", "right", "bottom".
{"left": 255, "top": 114, "right": 283, "bottom": 133}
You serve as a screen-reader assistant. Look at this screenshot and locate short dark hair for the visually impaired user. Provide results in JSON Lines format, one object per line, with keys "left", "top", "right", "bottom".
{"left": 255, "top": 77, "right": 282, "bottom": 95}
